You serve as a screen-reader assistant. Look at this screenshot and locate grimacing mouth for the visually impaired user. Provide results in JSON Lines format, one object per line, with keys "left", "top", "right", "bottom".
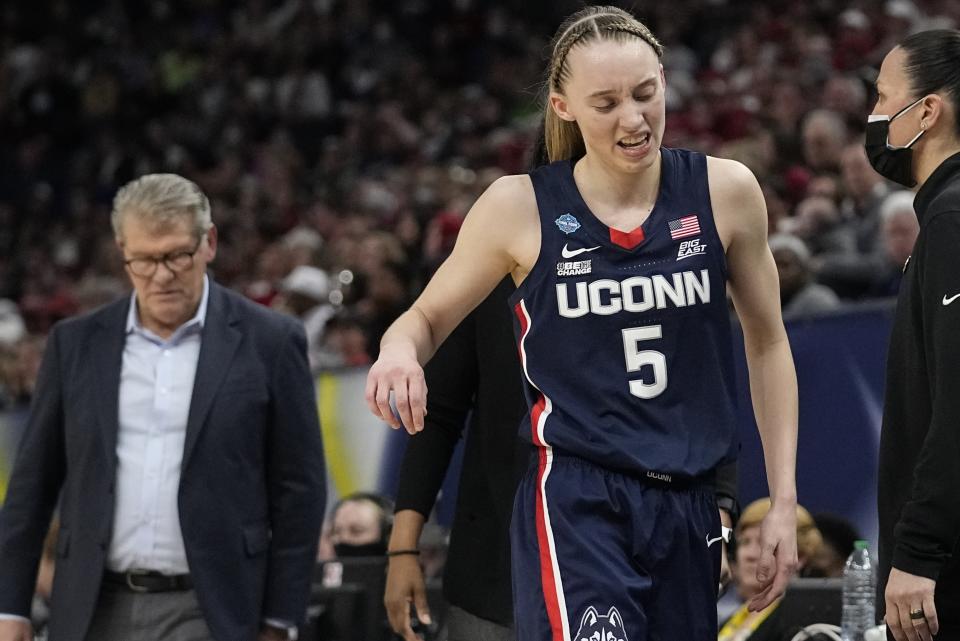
{"left": 617, "top": 132, "right": 651, "bottom": 148}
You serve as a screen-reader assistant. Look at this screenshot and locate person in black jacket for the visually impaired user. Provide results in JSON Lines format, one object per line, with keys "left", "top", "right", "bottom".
{"left": 871, "top": 29, "right": 960, "bottom": 641}
{"left": 383, "top": 276, "right": 741, "bottom": 641}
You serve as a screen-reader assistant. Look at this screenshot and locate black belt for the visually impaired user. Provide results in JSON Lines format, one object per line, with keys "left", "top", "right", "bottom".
{"left": 104, "top": 569, "right": 193, "bottom": 593}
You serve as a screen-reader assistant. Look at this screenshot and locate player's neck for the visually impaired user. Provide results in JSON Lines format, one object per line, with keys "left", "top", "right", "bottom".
{"left": 575, "top": 151, "right": 661, "bottom": 211}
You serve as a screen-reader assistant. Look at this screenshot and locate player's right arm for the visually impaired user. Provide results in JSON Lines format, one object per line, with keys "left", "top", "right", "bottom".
{"left": 365, "top": 174, "right": 538, "bottom": 434}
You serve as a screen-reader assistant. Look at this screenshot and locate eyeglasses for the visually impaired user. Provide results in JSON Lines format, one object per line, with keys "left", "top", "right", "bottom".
{"left": 123, "top": 237, "right": 204, "bottom": 278}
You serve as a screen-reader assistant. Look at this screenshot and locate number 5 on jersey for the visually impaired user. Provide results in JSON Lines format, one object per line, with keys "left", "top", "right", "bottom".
{"left": 622, "top": 325, "right": 667, "bottom": 399}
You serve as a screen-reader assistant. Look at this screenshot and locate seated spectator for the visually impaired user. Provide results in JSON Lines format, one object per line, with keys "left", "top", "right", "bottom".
{"left": 718, "top": 499, "right": 823, "bottom": 640}
{"left": 329, "top": 492, "right": 394, "bottom": 559}
{"left": 316, "top": 314, "right": 372, "bottom": 369}
{"left": 870, "top": 191, "right": 919, "bottom": 297}
{"left": 816, "top": 141, "right": 893, "bottom": 298}
{"left": 274, "top": 265, "right": 338, "bottom": 372}
{"left": 808, "top": 513, "right": 860, "bottom": 578}
{"left": 769, "top": 234, "right": 841, "bottom": 320}
{"left": 313, "top": 493, "right": 398, "bottom": 641}
{"left": 780, "top": 194, "right": 856, "bottom": 256}
{"left": 801, "top": 109, "right": 849, "bottom": 173}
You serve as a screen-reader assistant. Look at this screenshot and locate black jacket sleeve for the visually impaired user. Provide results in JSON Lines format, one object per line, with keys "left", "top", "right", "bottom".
{"left": 892, "top": 211, "right": 960, "bottom": 579}
{"left": 393, "top": 312, "right": 479, "bottom": 517}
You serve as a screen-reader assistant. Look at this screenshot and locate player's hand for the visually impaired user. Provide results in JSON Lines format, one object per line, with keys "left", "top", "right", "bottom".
{"left": 365, "top": 346, "right": 427, "bottom": 434}
{"left": 885, "top": 567, "right": 938, "bottom": 641}
{"left": 0, "top": 619, "right": 33, "bottom": 641}
{"left": 385, "top": 554, "right": 431, "bottom": 641}
{"left": 748, "top": 499, "right": 798, "bottom": 611}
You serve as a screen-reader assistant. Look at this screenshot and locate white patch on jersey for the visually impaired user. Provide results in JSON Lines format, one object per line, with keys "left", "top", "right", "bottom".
{"left": 557, "top": 260, "right": 592, "bottom": 276}
{"left": 676, "top": 238, "right": 707, "bottom": 261}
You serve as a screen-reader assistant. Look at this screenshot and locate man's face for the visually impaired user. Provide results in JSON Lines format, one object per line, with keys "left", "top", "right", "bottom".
{"left": 118, "top": 214, "right": 216, "bottom": 337}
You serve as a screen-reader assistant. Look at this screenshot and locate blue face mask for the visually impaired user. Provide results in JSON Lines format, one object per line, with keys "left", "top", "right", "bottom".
{"left": 864, "top": 97, "right": 925, "bottom": 187}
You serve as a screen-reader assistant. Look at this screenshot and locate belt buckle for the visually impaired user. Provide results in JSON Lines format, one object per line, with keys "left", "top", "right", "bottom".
{"left": 125, "top": 569, "right": 153, "bottom": 593}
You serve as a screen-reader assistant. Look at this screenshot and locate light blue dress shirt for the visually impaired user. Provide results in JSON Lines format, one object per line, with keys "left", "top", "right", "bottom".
{"left": 106, "top": 276, "right": 210, "bottom": 574}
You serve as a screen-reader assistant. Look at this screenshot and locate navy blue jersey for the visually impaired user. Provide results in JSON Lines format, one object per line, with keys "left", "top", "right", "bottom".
{"left": 509, "top": 147, "right": 738, "bottom": 478}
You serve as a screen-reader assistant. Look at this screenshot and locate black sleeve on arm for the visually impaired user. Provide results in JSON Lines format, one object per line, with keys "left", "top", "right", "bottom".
{"left": 892, "top": 212, "right": 960, "bottom": 579}
{"left": 393, "top": 311, "right": 479, "bottom": 517}
{"left": 714, "top": 459, "right": 739, "bottom": 523}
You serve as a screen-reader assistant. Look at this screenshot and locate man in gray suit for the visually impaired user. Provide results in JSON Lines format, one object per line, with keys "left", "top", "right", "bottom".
{"left": 0, "top": 174, "right": 327, "bottom": 641}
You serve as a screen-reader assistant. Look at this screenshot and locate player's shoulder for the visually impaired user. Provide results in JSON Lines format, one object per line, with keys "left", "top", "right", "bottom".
{"left": 467, "top": 173, "right": 539, "bottom": 231}
{"left": 705, "top": 156, "right": 766, "bottom": 242}
{"left": 482, "top": 173, "right": 536, "bottom": 208}
{"left": 705, "top": 156, "right": 760, "bottom": 192}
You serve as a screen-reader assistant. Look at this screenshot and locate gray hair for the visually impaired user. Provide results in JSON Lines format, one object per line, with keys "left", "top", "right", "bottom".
{"left": 879, "top": 190, "right": 916, "bottom": 224}
{"left": 802, "top": 108, "right": 848, "bottom": 140}
{"left": 111, "top": 174, "right": 212, "bottom": 241}
{"left": 769, "top": 232, "right": 811, "bottom": 266}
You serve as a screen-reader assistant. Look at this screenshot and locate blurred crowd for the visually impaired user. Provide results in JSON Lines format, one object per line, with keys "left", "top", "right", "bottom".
{"left": 2, "top": 0, "right": 959, "bottom": 407}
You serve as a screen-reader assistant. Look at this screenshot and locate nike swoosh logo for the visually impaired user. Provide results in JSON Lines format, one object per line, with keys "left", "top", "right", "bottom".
{"left": 944, "top": 292, "right": 960, "bottom": 306}
{"left": 561, "top": 244, "right": 601, "bottom": 258}
{"left": 706, "top": 534, "right": 724, "bottom": 548}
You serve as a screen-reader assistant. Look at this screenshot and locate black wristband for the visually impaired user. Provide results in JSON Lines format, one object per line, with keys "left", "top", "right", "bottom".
{"left": 716, "top": 495, "right": 740, "bottom": 526}
{"left": 386, "top": 549, "right": 420, "bottom": 557}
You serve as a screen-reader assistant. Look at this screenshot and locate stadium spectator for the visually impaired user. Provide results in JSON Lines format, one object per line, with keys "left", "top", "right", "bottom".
{"left": 769, "top": 233, "right": 841, "bottom": 320}
{"left": 801, "top": 109, "right": 850, "bottom": 173}
{"left": 816, "top": 140, "right": 894, "bottom": 297}
{"left": 870, "top": 190, "right": 920, "bottom": 297}
{"left": 274, "top": 265, "right": 337, "bottom": 372}
{"left": 329, "top": 492, "right": 394, "bottom": 559}
{"left": 808, "top": 512, "right": 860, "bottom": 578}
{"left": 717, "top": 498, "right": 824, "bottom": 640}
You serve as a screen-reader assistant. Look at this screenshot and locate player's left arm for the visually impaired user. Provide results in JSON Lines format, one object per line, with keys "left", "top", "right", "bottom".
{"left": 708, "top": 156, "right": 799, "bottom": 611}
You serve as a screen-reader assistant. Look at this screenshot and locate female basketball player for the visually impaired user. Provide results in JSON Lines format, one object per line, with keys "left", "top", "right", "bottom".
{"left": 366, "top": 7, "right": 799, "bottom": 639}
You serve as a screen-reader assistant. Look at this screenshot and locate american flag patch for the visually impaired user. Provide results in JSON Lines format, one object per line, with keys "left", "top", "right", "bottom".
{"left": 668, "top": 215, "right": 701, "bottom": 240}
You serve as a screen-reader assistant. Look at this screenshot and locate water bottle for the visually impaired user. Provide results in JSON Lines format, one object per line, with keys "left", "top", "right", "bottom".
{"left": 841, "top": 540, "right": 876, "bottom": 641}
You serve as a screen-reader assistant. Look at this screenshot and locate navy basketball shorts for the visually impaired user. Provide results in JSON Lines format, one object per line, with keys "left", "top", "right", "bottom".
{"left": 511, "top": 451, "right": 722, "bottom": 641}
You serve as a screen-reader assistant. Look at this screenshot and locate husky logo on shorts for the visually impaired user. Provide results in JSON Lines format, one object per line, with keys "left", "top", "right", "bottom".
{"left": 574, "top": 605, "right": 627, "bottom": 641}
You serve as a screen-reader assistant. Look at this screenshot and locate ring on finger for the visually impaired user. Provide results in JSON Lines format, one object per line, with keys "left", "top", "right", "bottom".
{"left": 909, "top": 608, "right": 925, "bottom": 621}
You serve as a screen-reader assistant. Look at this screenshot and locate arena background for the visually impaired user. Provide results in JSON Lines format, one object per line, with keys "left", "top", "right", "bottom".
{"left": 2, "top": 0, "right": 957, "bottom": 615}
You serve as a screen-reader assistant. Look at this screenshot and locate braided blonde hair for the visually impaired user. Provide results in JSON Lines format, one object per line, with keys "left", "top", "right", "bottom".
{"left": 543, "top": 7, "right": 664, "bottom": 163}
